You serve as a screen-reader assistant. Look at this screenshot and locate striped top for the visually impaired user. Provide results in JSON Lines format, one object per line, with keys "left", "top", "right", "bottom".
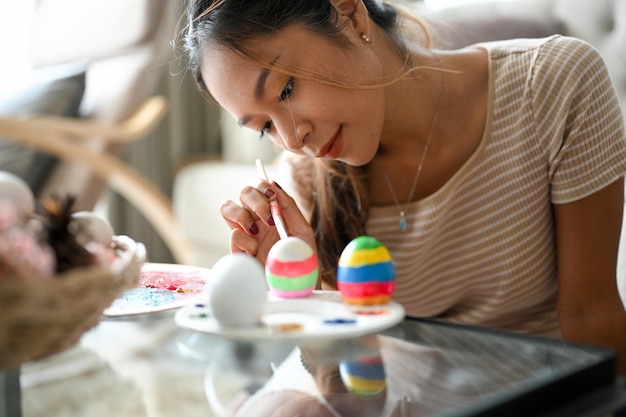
{"left": 280, "top": 36, "right": 626, "bottom": 337}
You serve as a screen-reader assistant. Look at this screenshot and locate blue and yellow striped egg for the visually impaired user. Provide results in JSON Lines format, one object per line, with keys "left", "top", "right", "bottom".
{"left": 339, "top": 356, "right": 386, "bottom": 396}
{"left": 337, "top": 236, "right": 395, "bottom": 305}
{"left": 265, "top": 237, "right": 318, "bottom": 298}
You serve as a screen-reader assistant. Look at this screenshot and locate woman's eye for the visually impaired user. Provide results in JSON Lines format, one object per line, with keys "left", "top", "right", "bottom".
{"left": 279, "top": 77, "right": 295, "bottom": 102}
{"left": 259, "top": 121, "right": 272, "bottom": 139}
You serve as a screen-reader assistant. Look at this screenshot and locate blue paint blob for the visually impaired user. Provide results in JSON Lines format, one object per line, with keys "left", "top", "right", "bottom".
{"left": 323, "top": 318, "right": 358, "bottom": 325}
{"left": 119, "top": 288, "right": 177, "bottom": 307}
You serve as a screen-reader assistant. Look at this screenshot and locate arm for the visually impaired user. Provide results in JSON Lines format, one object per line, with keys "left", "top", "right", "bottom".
{"left": 554, "top": 178, "right": 626, "bottom": 376}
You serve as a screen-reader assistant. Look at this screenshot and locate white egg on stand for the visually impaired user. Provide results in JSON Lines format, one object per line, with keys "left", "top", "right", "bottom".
{"left": 207, "top": 253, "right": 268, "bottom": 328}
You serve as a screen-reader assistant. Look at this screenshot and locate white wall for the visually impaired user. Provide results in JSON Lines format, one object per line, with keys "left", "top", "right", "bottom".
{"left": 0, "top": 1, "right": 35, "bottom": 93}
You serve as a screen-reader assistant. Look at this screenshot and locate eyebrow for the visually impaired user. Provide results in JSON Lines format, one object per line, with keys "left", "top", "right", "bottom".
{"left": 254, "top": 67, "right": 270, "bottom": 101}
{"left": 237, "top": 58, "right": 278, "bottom": 127}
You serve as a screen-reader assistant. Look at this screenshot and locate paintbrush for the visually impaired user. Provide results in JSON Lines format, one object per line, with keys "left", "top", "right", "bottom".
{"left": 255, "top": 159, "right": 289, "bottom": 240}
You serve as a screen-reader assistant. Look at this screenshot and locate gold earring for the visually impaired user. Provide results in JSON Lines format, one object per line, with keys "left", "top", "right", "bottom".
{"left": 360, "top": 32, "right": 372, "bottom": 44}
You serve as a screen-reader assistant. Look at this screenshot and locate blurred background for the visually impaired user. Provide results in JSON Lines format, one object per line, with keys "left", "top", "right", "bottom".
{"left": 0, "top": 0, "right": 246, "bottom": 264}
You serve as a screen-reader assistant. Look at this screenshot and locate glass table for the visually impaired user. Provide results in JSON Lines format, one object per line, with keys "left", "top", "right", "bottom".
{"left": 177, "top": 317, "right": 626, "bottom": 417}
{"left": 3, "top": 313, "right": 626, "bottom": 417}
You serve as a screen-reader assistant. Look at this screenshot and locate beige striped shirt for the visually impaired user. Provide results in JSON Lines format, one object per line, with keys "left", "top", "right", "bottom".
{"left": 280, "top": 36, "right": 626, "bottom": 337}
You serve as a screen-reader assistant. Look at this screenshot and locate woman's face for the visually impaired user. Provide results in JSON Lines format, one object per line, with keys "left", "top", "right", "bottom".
{"left": 201, "top": 24, "right": 386, "bottom": 166}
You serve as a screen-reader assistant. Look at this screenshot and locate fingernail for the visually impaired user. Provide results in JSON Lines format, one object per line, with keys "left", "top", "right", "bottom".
{"left": 249, "top": 223, "right": 259, "bottom": 235}
{"left": 264, "top": 188, "right": 276, "bottom": 199}
{"left": 266, "top": 215, "right": 275, "bottom": 226}
{"left": 273, "top": 181, "right": 283, "bottom": 190}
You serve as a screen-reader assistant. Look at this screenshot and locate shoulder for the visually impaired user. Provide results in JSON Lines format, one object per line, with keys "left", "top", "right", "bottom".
{"left": 479, "top": 35, "right": 598, "bottom": 59}
{"left": 482, "top": 35, "right": 614, "bottom": 117}
{"left": 527, "top": 36, "right": 615, "bottom": 110}
{"left": 481, "top": 35, "right": 607, "bottom": 82}
{"left": 532, "top": 35, "right": 607, "bottom": 78}
{"left": 274, "top": 151, "right": 315, "bottom": 181}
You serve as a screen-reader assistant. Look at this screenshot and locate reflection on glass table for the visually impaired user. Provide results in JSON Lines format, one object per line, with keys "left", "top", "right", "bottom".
{"left": 177, "top": 318, "right": 626, "bottom": 417}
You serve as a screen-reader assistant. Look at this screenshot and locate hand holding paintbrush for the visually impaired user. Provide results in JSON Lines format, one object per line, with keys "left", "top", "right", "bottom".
{"left": 256, "top": 158, "right": 319, "bottom": 298}
{"left": 255, "top": 159, "right": 289, "bottom": 240}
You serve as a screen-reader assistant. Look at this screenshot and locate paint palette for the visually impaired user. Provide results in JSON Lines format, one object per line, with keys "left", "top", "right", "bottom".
{"left": 174, "top": 291, "right": 405, "bottom": 342}
{"left": 103, "top": 263, "right": 209, "bottom": 317}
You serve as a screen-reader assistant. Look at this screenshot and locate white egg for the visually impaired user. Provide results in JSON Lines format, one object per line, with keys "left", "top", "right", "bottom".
{"left": 207, "top": 253, "right": 268, "bottom": 328}
{"left": 0, "top": 171, "right": 35, "bottom": 214}
{"left": 69, "top": 211, "right": 115, "bottom": 246}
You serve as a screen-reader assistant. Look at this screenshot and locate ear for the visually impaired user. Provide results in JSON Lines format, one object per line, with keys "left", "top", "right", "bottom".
{"left": 330, "top": 0, "right": 371, "bottom": 39}
{"left": 330, "top": 0, "right": 359, "bottom": 16}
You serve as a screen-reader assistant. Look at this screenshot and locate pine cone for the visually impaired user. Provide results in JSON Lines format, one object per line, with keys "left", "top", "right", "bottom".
{"left": 38, "top": 195, "right": 96, "bottom": 274}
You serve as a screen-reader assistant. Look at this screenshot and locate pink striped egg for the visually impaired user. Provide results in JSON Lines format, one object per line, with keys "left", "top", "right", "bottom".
{"left": 265, "top": 237, "right": 318, "bottom": 298}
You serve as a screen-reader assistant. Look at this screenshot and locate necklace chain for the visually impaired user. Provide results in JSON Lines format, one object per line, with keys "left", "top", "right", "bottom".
{"left": 382, "top": 53, "right": 445, "bottom": 232}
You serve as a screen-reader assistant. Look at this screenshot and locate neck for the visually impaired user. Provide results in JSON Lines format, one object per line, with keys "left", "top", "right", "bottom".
{"left": 378, "top": 49, "right": 446, "bottom": 155}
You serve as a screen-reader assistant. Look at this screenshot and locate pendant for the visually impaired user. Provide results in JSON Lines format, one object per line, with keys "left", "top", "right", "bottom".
{"left": 399, "top": 211, "right": 407, "bottom": 232}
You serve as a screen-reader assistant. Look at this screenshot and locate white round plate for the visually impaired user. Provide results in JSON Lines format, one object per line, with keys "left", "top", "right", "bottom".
{"left": 174, "top": 291, "right": 405, "bottom": 342}
{"left": 104, "top": 263, "right": 209, "bottom": 317}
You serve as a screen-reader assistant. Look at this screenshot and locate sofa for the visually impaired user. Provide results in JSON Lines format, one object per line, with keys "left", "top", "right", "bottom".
{"left": 172, "top": 0, "right": 626, "bottom": 302}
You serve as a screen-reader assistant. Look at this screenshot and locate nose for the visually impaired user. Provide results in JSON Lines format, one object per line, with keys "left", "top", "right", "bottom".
{"left": 276, "top": 119, "right": 312, "bottom": 152}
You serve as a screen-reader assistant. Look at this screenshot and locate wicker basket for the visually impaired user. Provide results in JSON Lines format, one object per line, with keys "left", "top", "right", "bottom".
{"left": 0, "top": 235, "right": 146, "bottom": 369}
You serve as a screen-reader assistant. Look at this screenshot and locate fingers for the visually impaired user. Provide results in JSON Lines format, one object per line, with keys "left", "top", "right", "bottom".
{"left": 229, "top": 225, "right": 279, "bottom": 264}
{"left": 272, "top": 181, "right": 317, "bottom": 251}
{"left": 220, "top": 199, "right": 260, "bottom": 236}
{"left": 219, "top": 180, "right": 280, "bottom": 261}
{"left": 240, "top": 181, "right": 277, "bottom": 228}
{"left": 219, "top": 178, "right": 317, "bottom": 262}
{"left": 229, "top": 227, "right": 258, "bottom": 256}
{"left": 219, "top": 180, "right": 275, "bottom": 235}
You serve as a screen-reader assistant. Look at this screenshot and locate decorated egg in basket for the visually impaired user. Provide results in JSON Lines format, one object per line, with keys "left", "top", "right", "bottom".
{"left": 265, "top": 237, "right": 318, "bottom": 298}
{"left": 0, "top": 171, "right": 35, "bottom": 214}
{"left": 337, "top": 236, "right": 395, "bottom": 305}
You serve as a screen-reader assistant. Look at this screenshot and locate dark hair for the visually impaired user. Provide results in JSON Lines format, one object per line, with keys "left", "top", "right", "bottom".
{"left": 184, "top": 0, "right": 404, "bottom": 94}
{"left": 182, "top": 0, "right": 428, "bottom": 288}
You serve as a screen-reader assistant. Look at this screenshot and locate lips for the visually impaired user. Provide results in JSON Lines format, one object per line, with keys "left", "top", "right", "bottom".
{"left": 317, "top": 126, "right": 343, "bottom": 159}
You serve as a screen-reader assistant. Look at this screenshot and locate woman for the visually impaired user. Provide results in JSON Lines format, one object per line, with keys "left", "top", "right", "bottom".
{"left": 182, "top": 0, "right": 626, "bottom": 374}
